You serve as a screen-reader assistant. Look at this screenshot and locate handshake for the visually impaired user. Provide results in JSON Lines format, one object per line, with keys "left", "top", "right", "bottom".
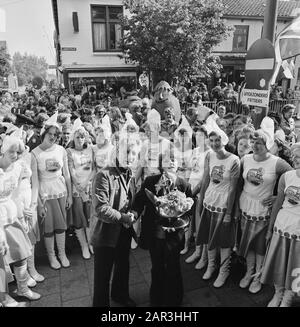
{"left": 120, "top": 211, "right": 138, "bottom": 229}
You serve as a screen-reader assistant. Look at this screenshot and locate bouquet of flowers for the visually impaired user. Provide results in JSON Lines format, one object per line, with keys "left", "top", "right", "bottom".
{"left": 145, "top": 186, "right": 194, "bottom": 231}
{"left": 153, "top": 189, "right": 193, "bottom": 218}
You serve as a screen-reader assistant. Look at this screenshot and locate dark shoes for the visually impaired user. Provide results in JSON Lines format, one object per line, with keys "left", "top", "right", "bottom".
{"left": 111, "top": 297, "right": 136, "bottom": 307}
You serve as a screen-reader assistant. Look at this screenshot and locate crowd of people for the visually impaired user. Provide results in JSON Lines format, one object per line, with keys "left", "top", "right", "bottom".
{"left": 0, "top": 83, "right": 300, "bottom": 308}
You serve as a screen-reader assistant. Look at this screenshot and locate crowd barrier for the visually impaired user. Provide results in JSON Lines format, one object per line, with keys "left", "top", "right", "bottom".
{"left": 181, "top": 99, "right": 300, "bottom": 117}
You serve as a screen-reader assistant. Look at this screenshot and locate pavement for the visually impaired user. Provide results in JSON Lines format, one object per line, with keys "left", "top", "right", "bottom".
{"left": 7, "top": 235, "right": 300, "bottom": 308}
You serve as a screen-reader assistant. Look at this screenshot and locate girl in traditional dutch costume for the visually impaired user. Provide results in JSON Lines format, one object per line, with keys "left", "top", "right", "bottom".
{"left": 0, "top": 135, "right": 41, "bottom": 301}
{"left": 185, "top": 125, "right": 212, "bottom": 268}
{"left": 67, "top": 119, "right": 95, "bottom": 259}
{"left": 196, "top": 116, "right": 240, "bottom": 288}
{"left": 11, "top": 128, "right": 44, "bottom": 287}
{"left": 31, "top": 112, "right": 72, "bottom": 270}
{"left": 260, "top": 144, "right": 300, "bottom": 307}
{"left": 236, "top": 117, "right": 292, "bottom": 294}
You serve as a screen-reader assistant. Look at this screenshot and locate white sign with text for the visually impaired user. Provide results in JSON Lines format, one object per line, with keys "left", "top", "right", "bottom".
{"left": 241, "top": 88, "right": 270, "bottom": 107}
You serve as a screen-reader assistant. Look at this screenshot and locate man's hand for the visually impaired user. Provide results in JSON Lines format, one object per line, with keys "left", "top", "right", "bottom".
{"left": 120, "top": 213, "right": 136, "bottom": 228}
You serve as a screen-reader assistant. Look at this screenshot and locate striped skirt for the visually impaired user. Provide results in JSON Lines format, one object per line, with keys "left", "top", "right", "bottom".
{"left": 43, "top": 197, "right": 67, "bottom": 236}
{"left": 68, "top": 197, "right": 90, "bottom": 229}
{"left": 196, "top": 207, "right": 235, "bottom": 250}
{"left": 238, "top": 212, "right": 269, "bottom": 258}
{"left": 260, "top": 231, "right": 300, "bottom": 292}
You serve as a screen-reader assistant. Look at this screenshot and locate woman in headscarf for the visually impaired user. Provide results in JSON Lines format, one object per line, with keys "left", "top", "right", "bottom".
{"left": 260, "top": 144, "right": 300, "bottom": 307}
{"left": 0, "top": 134, "right": 41, "bottom": 302}
{"left": 31, "top": 112, "right": 72, "bottom": 270}
{"left": 235, "top": 117, "right": 292, "bottom": 294}
{"left": 196, "top": 116, "right": 240, "bottom": 288}
{"left": 67, "top": 119, "right": 95, "bottom": 259}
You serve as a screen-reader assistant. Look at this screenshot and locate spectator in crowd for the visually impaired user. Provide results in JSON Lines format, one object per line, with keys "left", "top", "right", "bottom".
{"left": 280, "top": 104, "right": 297, "bottom": 145}
{"left": 217, "top": 105, "right": 226, "bottom": 119}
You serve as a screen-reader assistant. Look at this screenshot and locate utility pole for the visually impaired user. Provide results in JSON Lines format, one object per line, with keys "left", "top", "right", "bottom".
{"left": 262, "top": 0, "right": 279, "bottom": 44}
{"left": 251, "top": 0, "right": 279, "bottom": 127}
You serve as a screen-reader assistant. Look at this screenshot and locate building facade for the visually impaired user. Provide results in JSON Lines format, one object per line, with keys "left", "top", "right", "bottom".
{"left": 213, "top": 0, "right": 300, "bottom": 90}
{"left": 51, "top": 0, "right": 137, "bottom": 94}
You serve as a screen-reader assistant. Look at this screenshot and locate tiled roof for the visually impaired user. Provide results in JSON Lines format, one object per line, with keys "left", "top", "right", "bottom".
{"left": 223, "top": 0, "right": 300, "bottom": 18}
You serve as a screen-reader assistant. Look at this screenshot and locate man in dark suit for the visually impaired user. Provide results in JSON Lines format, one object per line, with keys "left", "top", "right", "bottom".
{"left": 90, "top": 134, "right": 141, "bottom": 307}
{"left": 132, "top": 153, "right": 192, "bottom": 307}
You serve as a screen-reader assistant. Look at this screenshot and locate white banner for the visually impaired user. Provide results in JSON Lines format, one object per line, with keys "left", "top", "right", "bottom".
{"left": 241, "top": 88, "right": 270, "bottom": 107}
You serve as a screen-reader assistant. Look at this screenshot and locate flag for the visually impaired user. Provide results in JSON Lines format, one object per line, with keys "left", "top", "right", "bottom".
{"left": 270, "top": 14, "right": 300, "bottom": 84}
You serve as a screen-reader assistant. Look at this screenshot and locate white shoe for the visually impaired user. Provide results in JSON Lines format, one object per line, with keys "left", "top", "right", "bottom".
{"left": 195, "top": 258, "right": 208, "bottom": 270}
{"left": 17, "top": 289, "right": 41, "bottom": 301}
{"left": 249, "top": 279, "right": 262, "bottom": 294}
{"left": 203, "top": 265, "right": 217, "bottom": 280}
{"left": 59, "top": 255, "right": 70, "bottom": 268}
{"left": 49, "top": 255, "right": 61, "bottom": 270}
{"left": 268, "top": 293, "right": 283, "bottom": 307}
{"left": 280, "top": 290, "right": 294, "bottom": 307}
{"left": 239, "top": 272, "right": 253, "bottom": 289}
{"left": 185, "top": 250, "right": 200, "bottom": 264}
{"left": 75, "top": 228, "right": 91, "bottom": 259}
{"left": 82, "top": 246, "right": 91, "bottom": 260}
{"left": 131, "top": 238, "right": 138, "bottom": 250}
{"left": 56, "top": 233, "right": 70, "bottom": 267}
{"left": 45, "top": 236, "right": 61, "bottom": 269}
{"left": 213, "top": 271, "right": 230, "bottom": 288}
{"left": 2, "top": 294, "right": 19, "bottom": 307}
{"left": 26, "top": 274, "right": 37, "bottom": 288}
{"left": 30, "top": 272, "right": 45, "bottom": 283}
{"left": 180, "top": 247, "right": 189, "bottom": 255}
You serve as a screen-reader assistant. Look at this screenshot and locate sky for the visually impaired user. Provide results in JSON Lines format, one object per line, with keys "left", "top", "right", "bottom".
{"left": 0, "top": 0, "right": 55, "bottom": 65}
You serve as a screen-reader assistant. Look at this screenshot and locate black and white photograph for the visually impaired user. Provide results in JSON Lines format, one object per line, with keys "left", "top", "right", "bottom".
{"left": 1, "top": 0, "right": 300, "bottom": 311}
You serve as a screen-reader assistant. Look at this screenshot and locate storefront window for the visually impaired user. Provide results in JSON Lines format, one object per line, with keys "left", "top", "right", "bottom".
{"left": 69, "top": 75, "right": 137, "bottom": 97}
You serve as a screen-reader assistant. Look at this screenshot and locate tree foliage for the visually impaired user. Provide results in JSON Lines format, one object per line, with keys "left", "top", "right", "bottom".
{"left": 0, "top": 46, "right": 11, "bottom": 77}
{"left": 12, "top": 52, "right": 48, "bottom": 86}
{"left": 120, "top": 0, "right": 231, "bottom": 83}
{"left": 32, "top": 76, "right": 44, "bottom": 89}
